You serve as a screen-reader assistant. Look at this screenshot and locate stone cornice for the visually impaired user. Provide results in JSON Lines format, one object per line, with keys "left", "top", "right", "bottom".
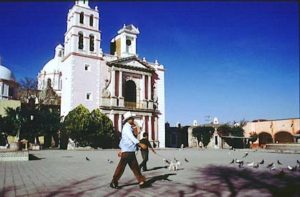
{"left": 99, "top": 105, "right": 160, "bottom": 114}
{"left": 107, "top": 56, "right": 155, "bottom": 73}
{"left": 65, "top": 25, "right": 101, "bottom": 37}
{"left": 62, "top": 52, "right": 103, "bottom": 62}
{"left": 108, "top": 63, "right": 154, "bottom": 73}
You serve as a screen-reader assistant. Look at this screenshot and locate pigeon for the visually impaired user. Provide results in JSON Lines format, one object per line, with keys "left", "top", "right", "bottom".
{"left": 287, "top": 165, "right": 296, "bottom": 171}
{"left": 259, "top": 159, "right": 264, "bottom": 165}
{"left": 271, "top": 165, "right": 276, "bottom": 170}
{"left": 238, "top": 161, "right": 244, "bottom": 168}
{"left": 107, "top": 159, "right": 113, "bottom": 164}
{"left": 247, "top": 161, "right": 255, "bottom": 167}
{"left": 266, "top": 162, "right": 274, "bottom": 169}
{"left": 163, "top": 158, "right": 170, "bottom": 165}
{"left": 235, "top": 159, "right": 243, "bottom": 164}
{"left": 253, "top": 163, "right": 259, "bottom": 168}
{"left": 277, "top": 160, "right": 282, "bottom": 165}
{"left": 229, "top": 159, "right": 235, "bottom": 164}
{"left": 236, "top": 159, "right": 244, "bottom": 168}
{"left": 184, "top": 158, "right": 189, "bottom": 163}
{"left": 242, "top": 152, "right": 249, "bottom": 158}
{"left": 230, "top": 146, "right": 235, "bottom": 151}
{"left": 86, "top": 156, "right": 90, "bottom": 161}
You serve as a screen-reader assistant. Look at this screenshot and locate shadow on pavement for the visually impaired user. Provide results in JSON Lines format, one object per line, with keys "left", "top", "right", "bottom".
{"left": 29, "top": 154, "right": 45, "bottom": 160}
{"left": 103, "top": 165, "right": 300, "bottom": 196}
{"left": 185, "top": 165, "right": 300, "bottom": 197}
{"left": 44, "top": 176, "right": 103, "bottom": 197}
{"left": 144, "top": 173, "right": 177, "bottom": 187}
{"left": 146, "top": 166, "right": 168, "bottom": 172}
{"left": 3, "top": 165, "right": 299, "bottom": 196}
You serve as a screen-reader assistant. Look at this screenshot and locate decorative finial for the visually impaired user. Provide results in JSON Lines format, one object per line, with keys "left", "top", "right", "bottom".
{"left": 142, "top": 57, "right": 146, "bottom": 62}
{"left": 95, "top": 6, "right": 98, "bottom": 11}
{"left": 154, "top": 60, "right": 158, "bottom": 64}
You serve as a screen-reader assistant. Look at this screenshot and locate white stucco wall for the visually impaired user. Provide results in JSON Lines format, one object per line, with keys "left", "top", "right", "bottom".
{"left": 155, "top": 66, "right": 165, "bottom": 148}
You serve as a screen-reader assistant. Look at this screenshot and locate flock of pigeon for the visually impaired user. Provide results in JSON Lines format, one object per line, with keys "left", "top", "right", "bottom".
{"left": 229, "top": 149, "right": 300, "bottom": 173}
{"left": 86, "top": 147, "right": 299, "bottom": 174}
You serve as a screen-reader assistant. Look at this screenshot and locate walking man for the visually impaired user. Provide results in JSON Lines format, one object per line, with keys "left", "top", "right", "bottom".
{"left": 139, "top": 132, "right": 156, "bottom": 171}
{"left": 110, "top": 111, "right": 147, "bottom": 189}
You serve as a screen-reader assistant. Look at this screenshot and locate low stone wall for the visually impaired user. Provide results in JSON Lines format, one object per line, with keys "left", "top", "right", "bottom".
{"left": 0, "top": 150, "right": 29, "bottom": 161}
{"left": 265, "top": 143, "right": 300, "bottom": 153}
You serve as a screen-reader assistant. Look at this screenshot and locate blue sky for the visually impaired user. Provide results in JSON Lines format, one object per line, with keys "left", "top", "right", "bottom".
{"left": 0, "top": 1, "right": 299, "bottom": 125}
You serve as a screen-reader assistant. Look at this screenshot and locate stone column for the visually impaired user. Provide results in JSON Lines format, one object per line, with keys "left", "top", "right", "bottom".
{"left": 109, "top": 110, "right": 114, "bottom": 123}
{"left": 141, "top": 75, "right": 147, "bottom": 109}
{"left": 147, "top": 75, "right": 151, "bottom": 100}
{"left": 148, "top": 115, "right": 152, "bottom": 143}
{"left": 110, "top": 68, "right": 117, "bottom": 106}
{"left": 118, "top": 71, "right": 124, "bottom": 107}
{"left": 155, "top": 117, "right": 158, "bottom": 144}
{"left": 142, "top": 116, "right": 146, "bottom": 137}
{"left": 119, "top": 114, "right": 123, "bottom": 132}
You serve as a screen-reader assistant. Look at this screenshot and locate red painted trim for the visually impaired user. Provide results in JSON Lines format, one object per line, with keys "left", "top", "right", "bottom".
{"left": 145, "top": 116, "right": 149, "bottom": 133}
{"left": 151, "top": 116, "right": 155, "bottom": 140}
{"left": 114, "top": 114, "right": 119, "bottom": 132}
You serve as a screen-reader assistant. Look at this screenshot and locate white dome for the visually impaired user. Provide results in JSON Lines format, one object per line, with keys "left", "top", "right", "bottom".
{"left": 41, "top": 57, "right": 61, "bottom": 74}
{"left": 0, "top": 65, "right": 15, "bottom": 81}
{"left": 41, "top": 44, "right": 64, "bottom": 74}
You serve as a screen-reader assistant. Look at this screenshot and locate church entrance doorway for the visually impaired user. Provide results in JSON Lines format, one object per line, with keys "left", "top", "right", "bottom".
{"left": 124, "top": 80, "right": 136, "bottom": 108}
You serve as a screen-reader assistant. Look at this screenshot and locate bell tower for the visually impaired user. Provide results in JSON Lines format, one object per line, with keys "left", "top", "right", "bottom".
{"left": 64, "top": 0, "right": 102, "bottom": 57}
{"left": 110, "top": 24, "right": 139, "bottom": 58}
{"left": 61, "top": 0, "right": 103, "bottom": 117}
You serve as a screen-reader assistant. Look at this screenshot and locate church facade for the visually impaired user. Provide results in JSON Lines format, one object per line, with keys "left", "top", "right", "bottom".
{"left": 37, "top": 0, "right": 166, "bottom": 147}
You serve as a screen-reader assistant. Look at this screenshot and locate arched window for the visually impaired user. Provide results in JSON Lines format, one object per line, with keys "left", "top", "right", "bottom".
{"left": 78, "top": 32, "right": 84, "bottom": 49}
{"left": 89, "top": 34, "right": 94, "bottom": 51}
{"left": 80, "top": 12, "right": 84, "bottom": 24}
{"left": 90, "top": 15, "right": 93, "bottom": 26}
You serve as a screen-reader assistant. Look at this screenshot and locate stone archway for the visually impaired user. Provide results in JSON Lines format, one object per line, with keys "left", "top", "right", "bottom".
{"left": 258, "top": 132, "right": 273, "bottom": 146}
{"left": 296, "top": 130, "right": 300, "bottom": 143}
{"left": 124, "top": 80, "right": 136, "bottom": 108}
{"left": 274, "top": 131, "right": 293, "bottom": 143}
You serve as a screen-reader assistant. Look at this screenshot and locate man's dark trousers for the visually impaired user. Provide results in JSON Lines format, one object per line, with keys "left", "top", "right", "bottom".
{"left": 139, "top": 150, "right": 149, "bottom": 171}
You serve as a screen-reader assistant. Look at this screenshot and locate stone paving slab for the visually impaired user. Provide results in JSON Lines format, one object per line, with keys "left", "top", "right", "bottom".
{"left": 0, "top": 151, "right": 29, "bottom": 161}
{"left": 0, "top": 148, "right": 300, "bottom": 196}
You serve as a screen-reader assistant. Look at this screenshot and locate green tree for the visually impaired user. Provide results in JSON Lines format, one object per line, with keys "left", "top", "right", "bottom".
{"left": 1, "top": 107, "right": 22, "bottom": 136}
{"left": 61, "top": 105, "right": 116, "bottom": 149}
{"left": 217, "top": 124, "right": 231, "bottom": 137}
{"left": 34, "top": 106, "right": 61, "bottom": 147}
{"left": 62, "top": 104, "right": 90, "bottom": 147}
{"left": 249, "top": 132, "right": 258, "bottom": 143}
{"left": 217, "top": 124, "right": 245, "bottom": 148}
{"left": 192, "top": 126, "right": 214, "bottom": 147}
{"left": 87, "top": 109, "right": 114, "bottom": 148}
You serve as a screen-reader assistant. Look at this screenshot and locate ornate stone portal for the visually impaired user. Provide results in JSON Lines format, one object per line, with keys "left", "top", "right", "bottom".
{"left": 38, "top": 79, "right": 60, "bottom": 105}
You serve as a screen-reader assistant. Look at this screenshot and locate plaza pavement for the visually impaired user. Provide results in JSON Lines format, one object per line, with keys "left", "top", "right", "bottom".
{"left": 1, "top": 148, "right": 300, "bottom": 197}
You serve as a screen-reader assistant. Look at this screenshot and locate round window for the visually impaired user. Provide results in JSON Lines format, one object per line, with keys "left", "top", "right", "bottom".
{"left": 126, "top": 39, "right": 132, "bottom": 46}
